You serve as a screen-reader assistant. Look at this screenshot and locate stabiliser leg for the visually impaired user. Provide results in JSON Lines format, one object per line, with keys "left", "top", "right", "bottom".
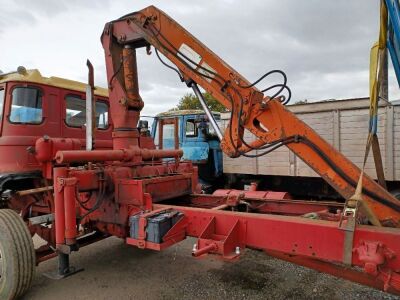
{"left": 43, "top": 252, "right": 83, "bottom": 280}
{"left": 43, "top": 167, "right": 83, "bottom": 279}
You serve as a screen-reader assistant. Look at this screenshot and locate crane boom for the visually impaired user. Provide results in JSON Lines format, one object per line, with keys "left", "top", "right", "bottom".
{"left": 101, "top": 5, "right": 400, "bottom": 226}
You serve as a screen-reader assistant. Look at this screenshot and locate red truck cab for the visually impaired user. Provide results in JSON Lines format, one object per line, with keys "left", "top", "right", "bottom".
{"left": 0, "top": 68, "right": 112, "bottom": 191}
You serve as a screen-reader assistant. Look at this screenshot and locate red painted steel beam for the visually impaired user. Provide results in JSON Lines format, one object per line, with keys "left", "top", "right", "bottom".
{"left": 153, "top": 204, "right": 400, "bottom": 271}
{"left": 212, "top": 189, "right": 291, "bottom": 200}
{"left": 264, "top": 250, "right": 400, "bottom": 295}
{"left": 188, "top": 194, "right": 343, "bottom": 216}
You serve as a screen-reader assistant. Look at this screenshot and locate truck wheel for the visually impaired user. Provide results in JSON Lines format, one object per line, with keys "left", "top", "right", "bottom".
{"left": 0, "top": 209, "right": 35, "bottom": 300}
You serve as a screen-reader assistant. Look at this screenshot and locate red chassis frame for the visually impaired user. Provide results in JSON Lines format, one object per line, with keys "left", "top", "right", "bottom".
{"left": 152, "top": 203, "right": 400, "bottom": 294}
{"left": 50, "top": 162, "right": 400, "bottom": 294}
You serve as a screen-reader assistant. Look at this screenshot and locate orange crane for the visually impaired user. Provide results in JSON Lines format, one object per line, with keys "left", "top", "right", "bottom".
{"left": 102, "top": 6, "right": 400, "bottom": 226}
{"left": 2, "top": 5, "right": 400, "bottom": 299}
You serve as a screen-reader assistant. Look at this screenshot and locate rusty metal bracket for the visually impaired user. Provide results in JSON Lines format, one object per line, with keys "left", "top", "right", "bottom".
{"left": 193, "top": 217, "right": 246, "bottom": 260}
{"left": 354, "top": 241, "right": 395, "bottom": 277}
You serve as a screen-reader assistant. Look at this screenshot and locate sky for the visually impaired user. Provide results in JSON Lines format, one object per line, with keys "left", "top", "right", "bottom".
{"left": 0, "top": 0, "right": 398, "bottom": 116}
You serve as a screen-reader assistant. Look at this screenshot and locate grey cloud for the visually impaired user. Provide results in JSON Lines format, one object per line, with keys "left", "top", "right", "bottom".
{"left": 170, "top": 0, "right": 379, "bottom": 98}
{"left": 0, "top": 8, "right": 36, "bottom": 36}
{"left": 129, "top": 0, "right": 389, "bottom": 103}
{"left": 13, "top": 0, "right": 111, "bottom": 17}
{"left": 1, "top": 0, "right": 395, "bottom": 114}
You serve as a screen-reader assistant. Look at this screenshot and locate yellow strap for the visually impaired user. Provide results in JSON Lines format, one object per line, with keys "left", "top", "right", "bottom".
{"left": 370, "top": 1, "right": 387, "bottom": 116}
{"left": 349, "top": 0, "right": 388, "bottom": 226}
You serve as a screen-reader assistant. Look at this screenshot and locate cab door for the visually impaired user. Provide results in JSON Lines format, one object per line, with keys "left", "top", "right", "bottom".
{"left": 181, "top": 115, "right": 209, "bottom": 163}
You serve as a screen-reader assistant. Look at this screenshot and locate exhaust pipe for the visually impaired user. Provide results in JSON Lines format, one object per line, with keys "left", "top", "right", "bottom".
{"left": 86, "top": 60, "right": 95, "bottom": 150}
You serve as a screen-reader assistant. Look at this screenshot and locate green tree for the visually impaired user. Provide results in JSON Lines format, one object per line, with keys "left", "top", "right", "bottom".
{"left": 175, "top": 92, "right": 226, "bottom": 112}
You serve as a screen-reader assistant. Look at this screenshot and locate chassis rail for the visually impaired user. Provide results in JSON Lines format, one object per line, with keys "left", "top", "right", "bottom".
{"left": 153, "top": 202, "right": 400, "bottom": 294}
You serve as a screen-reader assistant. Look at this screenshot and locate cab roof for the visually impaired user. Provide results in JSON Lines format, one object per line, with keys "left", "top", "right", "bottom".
{"left": 0, "top": 69, "right": 109, "bottom": 97}
{"left": 156, "top": 109, "right": 221, "bottom": 117}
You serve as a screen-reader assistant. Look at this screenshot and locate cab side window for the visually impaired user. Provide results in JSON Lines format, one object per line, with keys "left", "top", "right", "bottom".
{"left": 163, "top": 123, "right": 175, "bottom": 139}
{"left": 65, "top": 95, "right": 86, "bottom": 127}
{"left": 96, "top": 101, "right": 109, "bottom": 129}
{"left": 9, "top": 87, "right": 43, "bottom": 124}
{"left": 185, "top": 119, "right": 197, "bottom": 137}
{"left": 65, "top": 95, "right": 109, "bottom": 129}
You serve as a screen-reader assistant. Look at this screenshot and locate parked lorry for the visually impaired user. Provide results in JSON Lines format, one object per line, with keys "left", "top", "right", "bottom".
{"left": 221, "top": 97, "right": 400, "bottom": 199}
{"left": 0, "top": 67, "right": 111, "bottom": 193}
{"left": 2, "top": 5, "right": 400, "bottom": 299}
{"left": 150, "top": 110, "right": 222, "bottom": 184}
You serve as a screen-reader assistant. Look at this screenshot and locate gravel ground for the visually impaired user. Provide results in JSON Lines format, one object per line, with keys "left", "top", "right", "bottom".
{"left": 22, "top": 237, "right": 399, "bottom": 300}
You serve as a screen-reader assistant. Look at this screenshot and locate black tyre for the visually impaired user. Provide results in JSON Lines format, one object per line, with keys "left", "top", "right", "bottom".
{"left": 0, "top": 209, "right": 35, "bottom": 300}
